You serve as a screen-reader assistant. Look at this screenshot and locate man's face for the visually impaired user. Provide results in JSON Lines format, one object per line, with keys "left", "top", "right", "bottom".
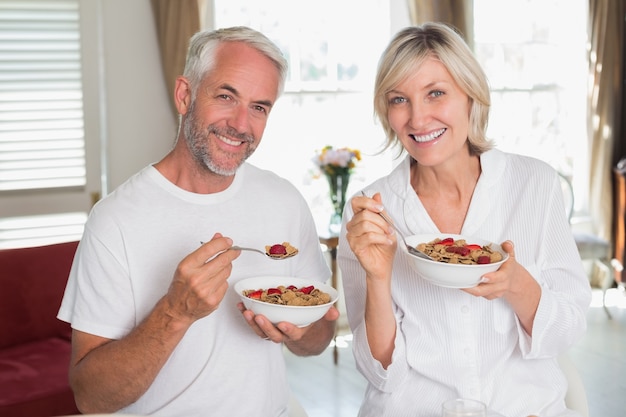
{"left": 183, "top": 42, "right": 280, "bottom": 176}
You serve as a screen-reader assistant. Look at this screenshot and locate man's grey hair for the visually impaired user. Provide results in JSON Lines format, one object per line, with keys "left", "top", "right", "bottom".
{"left": 183, "top": 26, "right": 288, "bottom": 101}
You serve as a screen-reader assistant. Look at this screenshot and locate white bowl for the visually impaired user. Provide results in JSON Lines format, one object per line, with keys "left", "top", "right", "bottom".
{"left": 402, "top": 234, "right": 508, "bottom": 288}
{"left": 234, "top": 276, "right": 338, "bottom": 327}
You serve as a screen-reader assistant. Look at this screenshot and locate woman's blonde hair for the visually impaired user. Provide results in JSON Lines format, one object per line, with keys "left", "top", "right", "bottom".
{"left": 374, "top": 22, "right": 493, "bottom": 155}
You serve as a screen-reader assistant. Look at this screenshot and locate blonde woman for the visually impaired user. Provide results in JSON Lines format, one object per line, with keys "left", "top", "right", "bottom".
{"left": 338, "top": 22, "right": 591, "bottom": 417}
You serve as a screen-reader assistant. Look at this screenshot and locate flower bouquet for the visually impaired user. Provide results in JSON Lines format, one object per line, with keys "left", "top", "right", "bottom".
{"left": 313, "top": 146, "right": 361, "bottom": 233}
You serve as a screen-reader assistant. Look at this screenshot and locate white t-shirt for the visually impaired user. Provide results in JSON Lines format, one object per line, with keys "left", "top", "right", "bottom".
{"left": 338, "top": 149, "right": 591, "bottom": 417}
{"left": 58, "top": 163, "right": 331, "bottom": 417}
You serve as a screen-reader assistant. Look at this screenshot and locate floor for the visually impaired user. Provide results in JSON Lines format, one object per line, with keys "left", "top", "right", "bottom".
{"left": 285, "top": 288, "right": 626, "bottom": 417}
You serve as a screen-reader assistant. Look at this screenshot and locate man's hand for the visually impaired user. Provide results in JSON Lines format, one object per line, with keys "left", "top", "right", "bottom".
{"left": 238, "top": 301, "right": 339, "bottom": 356}
{"left": 164, "top": 233, "right": 241, "bottom": 324}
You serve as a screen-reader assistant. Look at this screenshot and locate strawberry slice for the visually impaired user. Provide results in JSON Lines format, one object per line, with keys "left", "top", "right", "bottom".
{"left": 446, "top": 246, "right": 470, "bottom": 256}
{"left": 246, "top": 290, "right": 263, "bottom": 299}
{"left": 267, "top": 287, "right": 282, "bottom": 295}
{"left": 457, "top": 246, "right": 470, "bottom": 256}
{"left": 466, "top": 244, "right": 482, "bottom": 251}
{"left": 477, "top": 255, "right": 491, "bottom": 264}
{"left": 269, "top": 244, "right": 287, "bottom": 255}
{"left": 299, "top": 285, "right": 314, "bottom": 294}
{"left": 439, "top": 237, "right": 454, "bottom": 246}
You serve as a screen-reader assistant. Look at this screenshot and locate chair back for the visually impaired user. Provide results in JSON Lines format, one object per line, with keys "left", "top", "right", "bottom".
{"left": 558, "top": 354, "right": 589, "bottom": 417}
{"left": 288, "top": 394, "right": 309, "bottom": 417}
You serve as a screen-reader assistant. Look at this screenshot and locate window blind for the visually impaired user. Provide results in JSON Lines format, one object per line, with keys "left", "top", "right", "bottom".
{"left": 0, "top": 0, "right": 85, "bottom": 192}
{"left": 0, "top": 211, "right": 86, "bottom": 249}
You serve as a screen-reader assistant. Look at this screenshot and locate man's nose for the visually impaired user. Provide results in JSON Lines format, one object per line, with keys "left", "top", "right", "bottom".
{"left": 228, "top": 104, "right": 250, "bottom": 132}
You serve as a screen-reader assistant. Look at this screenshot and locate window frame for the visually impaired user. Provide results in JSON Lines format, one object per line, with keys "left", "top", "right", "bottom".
{"left": 0, "top": 0, "right": 102, "bottom": 220}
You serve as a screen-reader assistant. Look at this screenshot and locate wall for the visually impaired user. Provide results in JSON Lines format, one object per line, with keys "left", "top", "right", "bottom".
{"left": 94, "top": 0, "right": 176, "bottom": 194}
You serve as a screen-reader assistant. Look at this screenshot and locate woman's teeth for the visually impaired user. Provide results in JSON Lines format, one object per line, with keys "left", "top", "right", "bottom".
{"left": 410, "top": 128, "right": 446, "bottom": 143}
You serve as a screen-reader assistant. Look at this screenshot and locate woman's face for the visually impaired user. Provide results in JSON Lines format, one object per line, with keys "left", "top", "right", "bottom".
{"left": 386, "top": 56, "right": 471, "bottom": 168}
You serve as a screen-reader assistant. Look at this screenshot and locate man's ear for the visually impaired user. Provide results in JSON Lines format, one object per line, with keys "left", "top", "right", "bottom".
{"left": 174, "top": 76, "right": 192, "bottom": 115}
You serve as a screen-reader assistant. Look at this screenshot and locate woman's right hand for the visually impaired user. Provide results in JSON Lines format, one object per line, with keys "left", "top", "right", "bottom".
{"left": 347, "top": 193, "right": 399, "bottom": 368}
{"left": 345, "top": 192, "right": 397, "bottom": 280}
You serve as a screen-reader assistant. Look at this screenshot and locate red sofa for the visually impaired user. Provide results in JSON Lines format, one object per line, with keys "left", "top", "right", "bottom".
{"left": 0, "top": 241, "right": 81, "bottom": 417}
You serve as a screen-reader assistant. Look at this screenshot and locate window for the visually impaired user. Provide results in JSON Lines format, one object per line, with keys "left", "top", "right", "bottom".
{"left": 213, "top": 0, "right": 398, "bottom": 231}
{"left": 214, "top": 0, "right": 590, "bottom": 226}
{"left": 0, "top": 0, "right": 101, "bottom": 248}
{"left": 0, "top": 0, "right": 85, "bottom": 192}
{"left": 473, "top": 0, "right": 589, "bottom": 214}
{"left": 0, "top": 211, "right": 86, "bottom": 249}
{"left": 215, "top": 0, "right": 381, "bottom": 93}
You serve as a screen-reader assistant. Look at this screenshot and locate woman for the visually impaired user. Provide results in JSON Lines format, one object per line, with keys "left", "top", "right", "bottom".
{"left": 338, "top": 22, "right": 591, "bottom": 417}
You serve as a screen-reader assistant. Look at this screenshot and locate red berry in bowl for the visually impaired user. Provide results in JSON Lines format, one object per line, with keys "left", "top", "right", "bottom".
{"left": 477, "top": 255, "right": 491, "bottom": 264}
{"left": 246, "top": 290, "right": 263, "bottom": 299}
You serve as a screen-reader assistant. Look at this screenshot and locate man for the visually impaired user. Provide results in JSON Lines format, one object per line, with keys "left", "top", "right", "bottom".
{"left": 58, "top": 26, "right": 338, "bottom": 416}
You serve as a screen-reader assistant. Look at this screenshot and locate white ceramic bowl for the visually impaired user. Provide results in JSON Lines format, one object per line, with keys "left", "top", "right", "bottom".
{"left": 234, "top": 276, "right": 338, "bottom": 327}
{"left": 402, "top": 234, "right": 508, "bottom": 288}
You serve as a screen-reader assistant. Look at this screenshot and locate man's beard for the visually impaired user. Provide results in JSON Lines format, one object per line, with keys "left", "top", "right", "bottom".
{"left": 183, "top": 103, "right": 257, "bottom": 176}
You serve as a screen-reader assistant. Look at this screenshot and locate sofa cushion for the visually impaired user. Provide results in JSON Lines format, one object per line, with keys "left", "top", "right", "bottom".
{"left": 0, "top": 241, "right": 78, "bottom": 350}
{"left": 0, "top": 337, "right": 79, "bottom": 416}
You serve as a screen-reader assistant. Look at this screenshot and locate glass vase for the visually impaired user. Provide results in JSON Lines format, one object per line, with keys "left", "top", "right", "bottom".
{"left": 326, "top": 171, "right": 350, "bottom": 235}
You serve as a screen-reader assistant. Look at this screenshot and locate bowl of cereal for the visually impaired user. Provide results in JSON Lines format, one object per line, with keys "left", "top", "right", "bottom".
{"left": 402, "top": 234, "right": 508, "bottom": 288}
{"left": 234, "top": 276, "right": 338, "bottom": 327}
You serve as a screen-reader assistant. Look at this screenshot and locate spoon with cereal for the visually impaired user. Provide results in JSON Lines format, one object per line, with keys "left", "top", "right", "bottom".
{"left": 200, "top": 241, "right": 298, "bottom": 260}
{"left": 235, "top": 242, "right": 299, "bottom": 260}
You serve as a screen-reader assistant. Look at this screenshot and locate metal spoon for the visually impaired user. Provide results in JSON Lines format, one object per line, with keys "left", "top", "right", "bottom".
{"left": 360, "top": 191, "right": 434, "bottom": 261}
{"left": 199, "top": 242, "right": 296, "bottom": 260}
{"left": 230, "top": 245, "right": 298, "bottom": 260}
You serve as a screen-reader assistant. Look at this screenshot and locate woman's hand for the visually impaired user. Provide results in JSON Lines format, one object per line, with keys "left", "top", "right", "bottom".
{"left": 347, "top": 192, "right": 398, "bottom": 367}
{"left": 345, "top": 192, "right": 397, "bottom": 281}
{"left": 463, "top": 240, "right": 518, "bottom": 299}
{"left": 463, "top": 240, "right": 540, "bottom": 334}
